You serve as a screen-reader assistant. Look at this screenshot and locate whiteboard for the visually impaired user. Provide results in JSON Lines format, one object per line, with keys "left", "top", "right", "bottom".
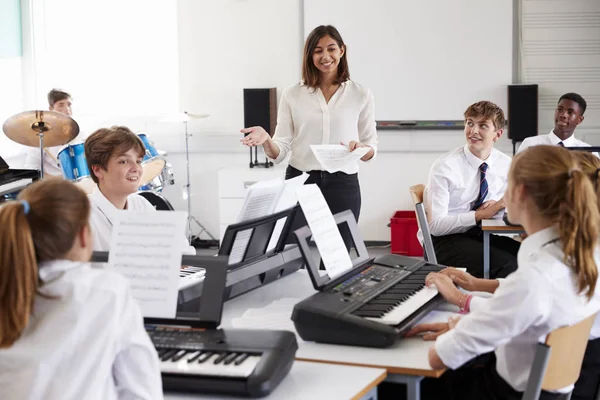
{"left": 303, "top": 0, "right": 513, "bottom": 121}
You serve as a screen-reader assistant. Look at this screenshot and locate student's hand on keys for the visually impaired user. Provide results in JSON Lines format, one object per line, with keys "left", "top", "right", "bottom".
{"left": 404, "top": 316, "right": 461, "bottom": 341}
{"left": 439, "top": 267, "right": 478, "bottom": 292}
{"left": 240, "top": 126, "right": 270, "bottom": 146}
{"left": 425, "top": 272, "right": 462, "bottom": 306}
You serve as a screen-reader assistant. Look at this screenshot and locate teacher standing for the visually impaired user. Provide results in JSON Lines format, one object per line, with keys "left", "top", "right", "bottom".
{"left": 241, "top": 25, "right": 378, "bottom": 248}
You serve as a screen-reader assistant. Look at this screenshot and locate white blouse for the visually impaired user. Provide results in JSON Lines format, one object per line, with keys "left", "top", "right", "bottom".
{"left": 435, "top": 227, "right": 600, "bottom": 393}
{"left": 270, "top": 80, "right": 378, "bottom": 174}
{"left": 0, "top": 259, "right": 163, "bottom": 400}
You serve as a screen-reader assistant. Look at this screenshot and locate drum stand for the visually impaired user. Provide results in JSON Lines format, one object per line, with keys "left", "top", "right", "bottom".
{"left": 34, "top": 121, "right": 48, "bottom": 178}
{"left": 183, "top": 113, "right": 217, "bottom": 244}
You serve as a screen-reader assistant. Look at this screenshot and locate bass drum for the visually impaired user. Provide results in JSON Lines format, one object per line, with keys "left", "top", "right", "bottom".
{"left": 137, "top": 191, "right": 174, "bottom": 211}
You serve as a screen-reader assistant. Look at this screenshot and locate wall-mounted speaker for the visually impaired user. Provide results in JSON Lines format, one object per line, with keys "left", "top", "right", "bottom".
{"left": 243, "top": 88, "right": 277, "bottom": 136}
{"left": 507, "top": 84, "right": 538, "bottom": 142}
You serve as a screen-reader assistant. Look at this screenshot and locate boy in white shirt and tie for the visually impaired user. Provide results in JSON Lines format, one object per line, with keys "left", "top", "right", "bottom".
{"left": 424, "top": 101, "right": 519, "bottom": 278}
{"left": 518, "top": 92, "right": 588, "bottom": 152}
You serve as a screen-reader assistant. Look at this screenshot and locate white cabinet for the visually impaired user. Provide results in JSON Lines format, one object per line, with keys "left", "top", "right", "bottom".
{"left": 217, "top": 166, "right": 286, "bottom": 240}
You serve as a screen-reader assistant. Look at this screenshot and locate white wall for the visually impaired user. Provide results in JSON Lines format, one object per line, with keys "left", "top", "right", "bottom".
{"left": 9, "top": 0, "right": 599, "bottom": 242}
{"left": 173, "top": 0, "right": 522, "bottom": 241}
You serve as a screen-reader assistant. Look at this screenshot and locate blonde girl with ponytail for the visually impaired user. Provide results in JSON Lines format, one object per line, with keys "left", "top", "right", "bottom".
{"left": 406, "top": 145, "right": 600, "bottom": 400}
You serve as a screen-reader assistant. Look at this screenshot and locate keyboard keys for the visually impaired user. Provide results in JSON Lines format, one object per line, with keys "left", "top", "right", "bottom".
{"left": 197, "top": 352, "right": 213, "bottom": 363}
{"left": 160, "top": 349, "right": 262, "bottom": 378}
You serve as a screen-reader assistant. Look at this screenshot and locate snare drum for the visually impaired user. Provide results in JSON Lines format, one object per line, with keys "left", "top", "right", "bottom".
{"left": 58, "top": 143, "right": 96, "bottom": 194}
{"left": 138, "top": 133, "right": 165, "bottom": 187}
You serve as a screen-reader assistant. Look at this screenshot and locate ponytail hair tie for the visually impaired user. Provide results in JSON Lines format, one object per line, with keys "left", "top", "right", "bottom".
{"left": 568, "top": 168, "right": 581, "bottom": 179}
{"left": 20, "top": 200, "right": 30, "bottom": 215}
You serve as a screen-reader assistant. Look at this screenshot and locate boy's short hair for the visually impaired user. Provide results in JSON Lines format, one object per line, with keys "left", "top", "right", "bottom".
{"left": 464, "top": 101, "right": 505, "bottom": 131}
{"left": 84, "top": 126, "right": 145, "bottom": 184}
{"left": 47, "top": 89, "right": 72, "bottom": 108}
{"left": 559, "top": 92, "right": 587, "bottom": 115}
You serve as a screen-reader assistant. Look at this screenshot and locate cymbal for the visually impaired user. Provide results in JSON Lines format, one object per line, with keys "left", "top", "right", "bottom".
{"left": 2, "top": 110, "right": 80, "bottom": 147}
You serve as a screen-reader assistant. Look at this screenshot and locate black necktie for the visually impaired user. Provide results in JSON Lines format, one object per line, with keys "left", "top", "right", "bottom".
{"left": 558, "top": 142, "right": 565, "bottom": 147}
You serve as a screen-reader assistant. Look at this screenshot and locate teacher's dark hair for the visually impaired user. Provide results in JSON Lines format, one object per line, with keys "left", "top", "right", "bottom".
{"left": 302, "top": 25, "right": 350, "bottom": 88}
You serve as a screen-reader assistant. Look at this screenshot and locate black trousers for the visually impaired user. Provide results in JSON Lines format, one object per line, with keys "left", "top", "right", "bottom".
{"left": 573, "top": 338, "right": 600, "bottom": 400}
{"left": 284, "top": 165, "right": 361, "bottom": 250}
{"left": 432, "top": 226, "right": 520, "bottom": 279}
{"left": 420, "top": 353, "right": 560, "bottom": 400}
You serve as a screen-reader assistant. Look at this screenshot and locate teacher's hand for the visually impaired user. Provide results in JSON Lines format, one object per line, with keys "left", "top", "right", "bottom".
{"left": 240, "top": 126, "right": 270, "bottom": 147}
{"left": 342, "top": 140, "right": 367, "bottom": 151}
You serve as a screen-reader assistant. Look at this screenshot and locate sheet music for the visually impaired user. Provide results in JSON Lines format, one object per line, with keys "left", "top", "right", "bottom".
{"left": 228, "top": 179, "right": 284, "bottom": 265}
{"left": 108, "top": 210, "right": 187, "bottom": 318}
{"left": 310, "top": 144, "right": 370, "bottom": 173}
{"left": 266, "top": 173, "right": 309, "bottom": 252}
{"left": 296, "top": 184, "right": 353, "bottom": 279}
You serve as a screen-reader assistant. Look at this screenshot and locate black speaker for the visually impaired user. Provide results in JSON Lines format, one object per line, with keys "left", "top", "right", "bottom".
{"left": 243, "top": 88, "right": 277, "bottom": 136}
{"left": 507, "top": 84, "right": 538, "bottom": 142}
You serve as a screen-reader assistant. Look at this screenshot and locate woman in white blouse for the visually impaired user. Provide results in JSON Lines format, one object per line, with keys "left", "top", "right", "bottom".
{"left": 405, "top": 145, "right": 600, "bottom": 400}
{"left": 240, "top": 25, "right": 378, "bottom": 247}
{"left": 0, "top": 179, "right": 162, "bottom": 400}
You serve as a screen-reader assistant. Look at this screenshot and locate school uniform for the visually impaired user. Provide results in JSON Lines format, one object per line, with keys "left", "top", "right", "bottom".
{"left": 423, "top": 227, "right": 600, "bottom": 400}
{"left": 424, "top": 145, "right": 519, "bottom": 278}
{"left": 89, "top": 188, "right": 196, "bottom": 255}
{"left": 517, "top": 130, "right": 592, "bottom": 153}
{"left": 272, "top": 80, "right": 378, "bottom": 249}
{"left": 465, "top": 283, "right": 600, "bottom": 399}
{"left": 0, "top": 259, "right": 163, "bottom": 400}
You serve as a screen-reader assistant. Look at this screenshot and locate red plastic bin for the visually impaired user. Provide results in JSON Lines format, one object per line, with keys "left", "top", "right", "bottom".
{"left": 390, "top": 211, "right": 423, "bottom": 257}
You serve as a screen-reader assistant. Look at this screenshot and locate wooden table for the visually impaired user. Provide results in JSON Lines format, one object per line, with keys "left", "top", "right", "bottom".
{"left": 481, "top": 218, "right": 525, "bottom": 279}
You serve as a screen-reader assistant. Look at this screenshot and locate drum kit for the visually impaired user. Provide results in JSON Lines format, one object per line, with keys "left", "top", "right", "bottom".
{"left": 1, "top": 110, "right": 176, "bottom": 204}
{"left": 2, "top": 109, "right": 217, "bottom": 244}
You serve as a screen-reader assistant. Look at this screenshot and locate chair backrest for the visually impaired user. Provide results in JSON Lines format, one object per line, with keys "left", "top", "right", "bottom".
{"left": 522, "top": 312, "right": 597, "bottom": 400}
{"left": 408, "top": 184, "right": 437, "bottom": 264}
{"left": 543, "top": 313, "right": 596, "bottom": 390}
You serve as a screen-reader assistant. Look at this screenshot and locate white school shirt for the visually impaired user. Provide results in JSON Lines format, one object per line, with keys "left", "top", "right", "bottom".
{"left": 270, "top": 80, "right": 378, "bottom": 174}
{"left": 423, "top": 145, "right": 512, "bottom": 237}
{"left": 517, "top": 130, "right": 591, "bottom": 153}
{"left": 24, "top": 145, "right": 64, "bottom": 177}
{"left": 89, "top": 188, "right": 196, "bottom": 255}
{"left": 435, "top": 227, "right": 600, "bottom": 393}
{"left": 0, "top": 259, "right": 163, "bottom": 400}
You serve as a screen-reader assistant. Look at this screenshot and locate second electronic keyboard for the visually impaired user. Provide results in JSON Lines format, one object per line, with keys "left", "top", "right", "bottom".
{"left": 147, "top": 326, "right": 298, "bottom": 398}
{"left": 291, "top": 255, "right": 445, "bottom": 348}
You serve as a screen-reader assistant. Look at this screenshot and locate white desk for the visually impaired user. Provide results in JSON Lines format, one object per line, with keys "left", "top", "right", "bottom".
{"left": 220, "top": 270, "right": 445, "bottom": 400}
{"left": 481, "top": 219, "right": 525, "bottom": 279}
{"left": 165, "top": 361, "right": 386, "bottom": 400}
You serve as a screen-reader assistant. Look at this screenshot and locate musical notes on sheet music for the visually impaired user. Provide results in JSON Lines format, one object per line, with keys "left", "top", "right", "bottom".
{"left": 296, "top": 184, "right": 353, "bottom": 279}
{"left": 108, "top": 210, "right": 187, "bottom": 318}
